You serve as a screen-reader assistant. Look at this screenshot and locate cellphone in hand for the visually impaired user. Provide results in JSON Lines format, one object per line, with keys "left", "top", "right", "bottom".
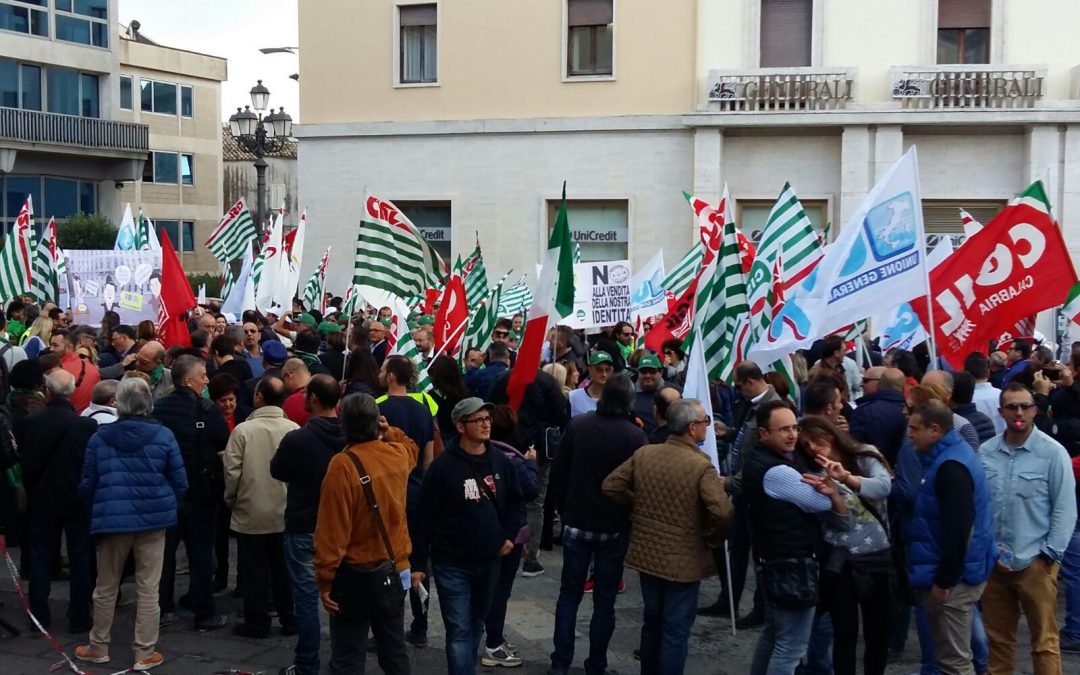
{"left": 1042, "top": 366, "right": 1062, "bottom": 382}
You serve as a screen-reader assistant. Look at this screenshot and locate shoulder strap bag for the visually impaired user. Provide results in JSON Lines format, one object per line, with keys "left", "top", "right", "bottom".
{"left": 329, "top": 449, "right": 406, "bottom": 619}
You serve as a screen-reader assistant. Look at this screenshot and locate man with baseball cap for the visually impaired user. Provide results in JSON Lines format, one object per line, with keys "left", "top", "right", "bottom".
{"left": 569, "top": 352, "right": 614, "bottom": 418}
{"left": 634, "top": 353, "right": 682, "bottom": 434}
{"left": 412, "top": 397, "right": 525, "bottom": 675}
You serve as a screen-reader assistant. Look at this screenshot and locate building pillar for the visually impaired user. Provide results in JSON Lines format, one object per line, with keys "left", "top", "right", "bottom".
{"left": 839, "top": 125, "right": 871, "bottom": 230}
{"left": 692, "top": 127, "right": 723, "bottom": 206}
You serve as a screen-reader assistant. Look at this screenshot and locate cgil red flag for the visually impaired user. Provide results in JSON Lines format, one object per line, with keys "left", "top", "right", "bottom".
{"left": 434, "top": 274, "right": 469, "bottom": 356}
{"left": 911, "top": 201, "right": 1078, "bottom": 367}
{"left": 644, "top": 275, "right": 700, "bottom": 354}
{"left": 157, "top": 230, "right": 196, "bottom": 349}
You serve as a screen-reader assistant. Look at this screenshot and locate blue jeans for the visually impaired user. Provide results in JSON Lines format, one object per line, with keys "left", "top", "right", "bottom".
{"left": 799, "top": 610, "right": 833, "bottom": 674}
{"left": 639, "top": 572, "right": 699, "bottom": 675}
{"left": 1061, "top": 525, "right": 1080, "bottom": 642}
{"left": 750, "top": 602, "right": 817, "bottom": 675}
{"left": 551, "top": 530, "right": 628, "bottom": 675}
{"left": 433, "top": 561, "right": 499, "bottom": 675}
{"left": 283, "top": 533, "right": 320, "bottom": 675}
{"left": 914, "top": 600, "right": 988, "bottom": 674}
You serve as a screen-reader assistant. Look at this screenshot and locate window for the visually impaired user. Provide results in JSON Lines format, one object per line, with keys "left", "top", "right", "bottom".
{"left": 938, "top": 0, "right": 990, "bottom": 64}
{"left": 921, "top": 200, "right": 1003, "bottom": 248}
{"left": 180, "top": 154, "right": 194, "bottom": 185}
{"left": 399, "top": 4, "right": 437, "bottom": 84}
{"left": 46, "top": 67, "right": 79, "bottom": 116}
{"left": 144, "top": 151, "right": 180, "bottom": 184}
{"left": 44, "top": 177, "right": 78, "bottom": 219}
{"left": 396, "top": 201, "right": 450, "bottom": 260}
{"left": 1, "top": 175, "right": 96, "bottom": 232}
{"left": 567, "top": 0, "right": 613, "bottom": 77}
{"left": 154, "top": 220, "right": 195, "bottom": 252}
{"left": 0, "top": 1, "right": 48, "bottom": 37}
{"left": 736, "top": 199, "right": 827, "bottom": 245}
{"left": 548, "top": 199, "right": 627, "bottom": 262}
{"left": 180, "top": 85, "right": 193, "bottom": 117}
{"left": 1, "top": 59, "right": 47, "bottom": 112}
{"left": 55, "top": 0, "right": 108, "bottom": 47}
{"left": 119, "top": 75, "right": 132, "bottom": 110}
{"left": 760, "top": 0, "right": 812, "bottom": 67}
{"left": 140, "top": 78, "right": 179, "bottom": 115}
{"left": 79, "top": 73, "right": 99, "bottom": 117}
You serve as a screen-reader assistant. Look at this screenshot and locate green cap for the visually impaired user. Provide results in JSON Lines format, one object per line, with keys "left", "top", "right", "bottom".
{"left": 317, "top": 321, "right": 343, "bottom": 336}
{"left": 417, "top": 314, "right": 435, "bottom": 326}
{"left": 637, "top": 353, "right": 662, "bottom": 371}
{"left": 589, "top": 351, "right": 613, "bottom": 367}
{"left": 294, "top": 313, "right": 317, "bottom": 327}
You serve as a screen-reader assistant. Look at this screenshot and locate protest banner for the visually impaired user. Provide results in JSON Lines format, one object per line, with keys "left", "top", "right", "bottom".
{"left": 61, "top": 249, "right": 163, "bottom": 326}
{"left": 559, "top": 260, "right": 632, "bottom": 330}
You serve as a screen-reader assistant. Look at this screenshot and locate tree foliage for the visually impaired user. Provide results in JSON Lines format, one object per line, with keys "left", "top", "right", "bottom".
{"left": 57, "top": 212, "right": 118, "bottom": 250}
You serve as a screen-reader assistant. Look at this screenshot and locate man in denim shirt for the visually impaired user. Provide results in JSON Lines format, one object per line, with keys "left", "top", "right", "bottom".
{"left": 978, "top": 383, "right": 1077, "bottom": 675}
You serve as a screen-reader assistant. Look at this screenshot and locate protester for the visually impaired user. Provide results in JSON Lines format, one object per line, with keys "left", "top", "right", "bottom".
{"left": 469, "top": 341, "right": 510, "bottom": 400}
{"left": 98, "top": 324, "right": 139, "bottom": 379}
{"left": 569, "top": 351, "right": 613, "bottom": 417}
{"left": 413, "top": 398, "right": 525, "bottom": 675}
{"left": 314, "top": 393, "right": 417, "bottom": 674}
{"left": 908, "top": 382, "right": 980, "bottom": 451}
{"left": 209, "top": 373, "right": 251, "bottom": 432}
{"left": 549, "top": 374, "right": 647, "bottom": 675}
{"left": 979, "top": 383, "right": 1076, "bottom": 674}
{"left": 367, "top": 319, "right": 390, "bottom": 366}
{"left": 81, "top": 379, "right": 119, "bottom": 424}
{"left": 951, "top": 371, "right": 996, "bottom": 445}
{"left": 602, "top": 398, "right": 733, "bottom": 675}
{"left": 1002, "top": 339, "right": 1032, "bottom": 386}
{"left": 428, "top": 354, "right": 471, "bottom": 448}
{"left": 632, "top": 353, "right": 680, "bottom": 434}
{"left": 153, "top": 355, "right": 230, "bottom": 631}
{"left": 270, "top": 374, "right": 345, "bottom": 675}
{"left": 319, "top": 329, "right": 347, "bottom": 378}
{"left": 22, "top": 369, "right": 99, "bottom": 631}
{"left": 965, "top": 352, "right": 1005, "bottom": 434}
{"left": 649, "top": 386, "right": 682, "bottom": 444}
{"left": 850, "top": 367, "right": 908, "bottom": 465}
{"left": 224, "top": 375, "right": 299, "bottom": 638}
{"left": 49, "top": 328, "right": 101, "bottom": 412}
{"left": 211, "top": 333, "right": 254, "bottom": 384}
{"left": 75, "top": 378, "right": 187, "bottom": 672}
{"left": 343, "top": 347, "right": 381, "bottom": 396}
{"left": 133, "top": 341, "right": 172, "bottom": 401}
{"left": 907, "top": 400, "right": 997, "bottom": 675}
{"left": 813, "top": 334, "right": 864, "bottom": 401}
{"left": 281, "top": 358, "right": 313, "bottom": 426}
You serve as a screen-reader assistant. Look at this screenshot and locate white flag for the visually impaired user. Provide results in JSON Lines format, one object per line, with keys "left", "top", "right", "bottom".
{"left": 196, "top": 284, "right": 206, "bottom": 306}
{"left": 750, "top": 147, "right": 928, "bottom": 365}
{"left": 628, "top": 250, "right": 666, "bottom": 322}
{"left": 254, "top": 209, "right": 285, "bottom": 310}
{"left": 874, "top": 237, "right": 954, "bottom": 351}
{"left": 113, "top": 204, "right": 137, "bottom": 251}
{"left": 682, "top": 332, "right": 719, "bottom": 471}
{"left": 222, "top": 243, "right": 256, "bottom": 315}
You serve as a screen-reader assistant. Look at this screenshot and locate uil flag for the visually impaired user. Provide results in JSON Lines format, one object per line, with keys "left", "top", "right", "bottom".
{"left": 434, "top": 273, "right": 469, "bottom": 356}
{"left": 874, "top": 237, "right": 954, "bottom": 352}
{"left": 751, "top": 147, "right": 928, "bottom": 366}
{"left": 353, "top": 193, "right": 447, "bottom": 300}
{"left": 114, "top": 203, "right": 138, "bottom": 251}
{"left": 912, "top": 181, "right": 1078, "bottom": 366}
{"left": 506, "top": 183, "right": 575, "bottom": 410}
{"left": 207, "top": 198, "right": 257, "bottom": 262}
{"left": 0, "top": 196, "right": 34, "bottom": 302}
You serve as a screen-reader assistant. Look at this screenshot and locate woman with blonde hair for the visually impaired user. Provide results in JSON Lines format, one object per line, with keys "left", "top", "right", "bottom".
{"left": 542, "top": 362, "right": 570, "bottom": 396}
{"left": 76, "top": 344, "right": 99, "bottom": 366}
{"left": 22, "top": 315, "right": 53, "bottom": 359}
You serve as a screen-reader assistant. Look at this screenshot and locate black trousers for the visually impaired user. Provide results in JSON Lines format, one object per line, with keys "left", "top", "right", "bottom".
{"left": 328, "top": 599, "right": 410, "bottom": 675}
{"left": 236, "top": 532, "right": 294, "bottom": 631}
{"left": 822, "top": 562, "right": 891, "bottom": 675}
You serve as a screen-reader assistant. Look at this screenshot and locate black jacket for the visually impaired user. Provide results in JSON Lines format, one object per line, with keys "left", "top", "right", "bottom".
{"left": 850, "top": 389, "right": 908, "bottom": 465}
{"left": 742, "top": 442, "right": 821, "bottom": 562}
{"left": 551, "top": 411, "right": 648, "bottom": 533}
{"left": 151, "top": 388, "right": 230, "bottom": 500}
{"left": 489, "top": 369, "right": 568, "bottom": 460}
{"left": 413, "top": 441, "right": 525, "bottom": 568}
{"left": 22, "top": 399, "right": 99, "bottom": 515}
{"left": 955, "top": 403, "right": 997, "bottom": 446}
{"left": 270, "top": 415, "right": 345, "bottom": 533}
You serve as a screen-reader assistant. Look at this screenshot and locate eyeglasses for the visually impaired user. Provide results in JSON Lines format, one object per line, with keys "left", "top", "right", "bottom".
{"left": 691, "top": 417, "right": 710, "bottom": 425}
{"left": 493, "top": 331, "right": 509, "bottom": 338}
{"left": 862, "top": 377, "right": 880, "bottom": 383}
{"left": 464, "top": 416, "right": 492, "bottom": 426}
{"left": 1002, "top": 402, "right": 1036, "bottom": 411}
{"left": 77, "top": 353, "right": 90, "bottom": 361}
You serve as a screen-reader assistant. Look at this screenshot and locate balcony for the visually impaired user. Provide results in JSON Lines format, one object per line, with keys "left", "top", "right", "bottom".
{"left": 705, "top": 67, "right": 856, "bottom": 113}
{"left": 0, "top": 108, "right": 149, "bottom": 156}
{"left": 890, "top": 65, "right": 1045, "bottom": 110}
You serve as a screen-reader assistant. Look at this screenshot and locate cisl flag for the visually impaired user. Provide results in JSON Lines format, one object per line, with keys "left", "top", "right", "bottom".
{"left": 434, "top": 273, "right": 468, "bottom": 356}
{"left": 911, "top": 181, "right": 1078, "bottom": 367}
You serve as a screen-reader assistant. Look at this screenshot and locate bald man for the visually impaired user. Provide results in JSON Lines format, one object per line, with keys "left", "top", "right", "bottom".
{"left": 134, "top": 341, "right": 173, "bottom": 401}
{"left": 850, "top": 366, "right": 909, "bottom": 464}
{"left": 861, "top": 366, "right": 886, "bottom": 398}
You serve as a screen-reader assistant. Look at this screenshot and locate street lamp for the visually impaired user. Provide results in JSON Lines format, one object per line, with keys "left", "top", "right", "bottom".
{"left": 227, "top": 80, "right": 292, "bottom": 249}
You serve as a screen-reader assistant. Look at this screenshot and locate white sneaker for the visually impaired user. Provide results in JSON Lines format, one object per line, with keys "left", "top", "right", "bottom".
{"left": 481, "top": 645, "right": 523, "bottom": 668}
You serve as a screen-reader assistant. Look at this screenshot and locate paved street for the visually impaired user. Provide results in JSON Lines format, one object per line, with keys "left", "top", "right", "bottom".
{"left": 1, "top": 543, "right": 1075, "bottom": 674}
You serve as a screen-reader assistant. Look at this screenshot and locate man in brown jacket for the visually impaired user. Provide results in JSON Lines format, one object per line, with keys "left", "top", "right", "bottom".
{"left": 603, "top": 397, "right": 733, "bottom": 675}
{"left": 314, "top": 393, "right": 418, "bottom": 675}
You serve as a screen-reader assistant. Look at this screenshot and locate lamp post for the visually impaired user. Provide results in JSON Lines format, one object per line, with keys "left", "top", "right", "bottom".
{"left": 227, "top": 80, "right": 293, "bottom": 251}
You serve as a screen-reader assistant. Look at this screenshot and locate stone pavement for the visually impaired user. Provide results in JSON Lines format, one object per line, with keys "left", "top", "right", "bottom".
{"left": 1, "top": 544, "right": 1076, "bottom": 674}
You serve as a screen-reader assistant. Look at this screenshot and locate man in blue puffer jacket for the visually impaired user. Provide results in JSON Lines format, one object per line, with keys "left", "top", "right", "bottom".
{"left": 906, "top": 400, "right": 997, "bottom": 675}
{"left": 74, "top": 378, "right": 187, "bottom": 672}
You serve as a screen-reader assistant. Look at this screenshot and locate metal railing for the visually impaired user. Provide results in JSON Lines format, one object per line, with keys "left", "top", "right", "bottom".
{"left": 0, "top": 108, "right": 149, "bottom": 152}
{"left": 890, "top": 65, "right": 1046, "bottom": 109}
{"left": 705, "top": 67, "right": 856, "bottom": 112}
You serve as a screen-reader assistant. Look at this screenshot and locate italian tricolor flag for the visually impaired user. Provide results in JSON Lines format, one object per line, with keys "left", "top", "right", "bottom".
{"left": 506, "top": 183, "right": 575, "bottom": 410}
{"left": 1063, "top": 282, "right": 1080, "bottom": 326}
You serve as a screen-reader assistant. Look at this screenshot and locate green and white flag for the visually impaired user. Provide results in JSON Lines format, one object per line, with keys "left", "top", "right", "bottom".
{"left": 573, "top": 242, "right": 582, "bottom": 264}
{"left": 458, "top": 237, "right": 489, "bottom": 308}
{"left": 353, "top": 193, "right": 447, "bottom": 300}
{"left": 30, "top": 216, "right": 60, "bottom": 304}
{"left": 662, "top": 241, "right": 705, "bottom": 300}
{"left": 0, "top": 196, "right": 34, "bottom": 302}
{"left": 390, "top": 302, "right": 432, "bottom": 393}
{"left": 459, "top": 282, "right": 503, "bottom": 363}
{"left": 303, "top": 246, "right": 331, "bottom": 312}
{"left": 219, "top": 260, "right": 236, "bottom": 304}
{"left": 139, "top": 209, "right": 161, "bottom": 251}
{"left": 497, "top": 276, "right": 532, "bottom": 318}
{"left": 207, "top": 197, "right": 257, "bottom": 262}
{"left": 696, "top": 216, "right": 750, "bottom": 383}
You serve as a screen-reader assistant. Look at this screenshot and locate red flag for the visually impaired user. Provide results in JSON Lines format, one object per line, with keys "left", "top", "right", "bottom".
{"left": 911, "top": 202, "right": 1078, "bottom": 367}
{"left": 420, "top": 287, "right": 441, "bottom": 315}
{"left": 434, "top": 274, "right": 468, "bottom": 356}
{"left": 644, "top": 275, "right": 700, "bottom": 353}
{"left": 736, "top": 231, "right": 757, "bottom": 276}
{"left": 157, "top": 230, "right": 196, "bottom": 349}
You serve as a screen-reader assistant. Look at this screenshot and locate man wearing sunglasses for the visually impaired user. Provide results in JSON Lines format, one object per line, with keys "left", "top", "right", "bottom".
{"left": 978, "top": 383, "right": 1076, "bottom": 674}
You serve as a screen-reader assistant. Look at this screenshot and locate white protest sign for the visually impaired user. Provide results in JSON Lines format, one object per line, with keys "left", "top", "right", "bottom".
{"left": 559, "top": 260, "right": 632, "bottom": 330}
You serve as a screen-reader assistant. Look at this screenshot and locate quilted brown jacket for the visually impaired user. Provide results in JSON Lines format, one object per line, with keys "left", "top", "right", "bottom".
{"left": 602, "top": 436, "right": 734, "bottom": 583}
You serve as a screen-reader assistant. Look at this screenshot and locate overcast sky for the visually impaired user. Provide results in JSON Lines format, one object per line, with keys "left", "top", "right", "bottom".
{"left": 119, "top": 0, "right": 301, "bottom": 122}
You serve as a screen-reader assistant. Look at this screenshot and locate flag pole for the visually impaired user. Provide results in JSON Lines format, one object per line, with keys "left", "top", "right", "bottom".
{"left": 724, "top": 541, "right": 736, "bottom": 637}
{"left": 912, "top": 148, "right": 939, "bottom": 365}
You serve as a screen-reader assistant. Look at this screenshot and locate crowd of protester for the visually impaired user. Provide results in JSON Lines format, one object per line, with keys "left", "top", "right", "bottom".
{"left": 0, "top": 293, "right": 1078, "bottom": 675}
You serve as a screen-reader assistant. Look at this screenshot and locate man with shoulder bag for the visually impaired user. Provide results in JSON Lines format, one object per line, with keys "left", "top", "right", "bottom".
{"left": 314, "top": 393, "right": 419, "bottom": 675}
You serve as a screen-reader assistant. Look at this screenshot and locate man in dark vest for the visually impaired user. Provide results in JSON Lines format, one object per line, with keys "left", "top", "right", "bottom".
{"left": 744, "top": 400, "right": 852, "bottom": 673}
